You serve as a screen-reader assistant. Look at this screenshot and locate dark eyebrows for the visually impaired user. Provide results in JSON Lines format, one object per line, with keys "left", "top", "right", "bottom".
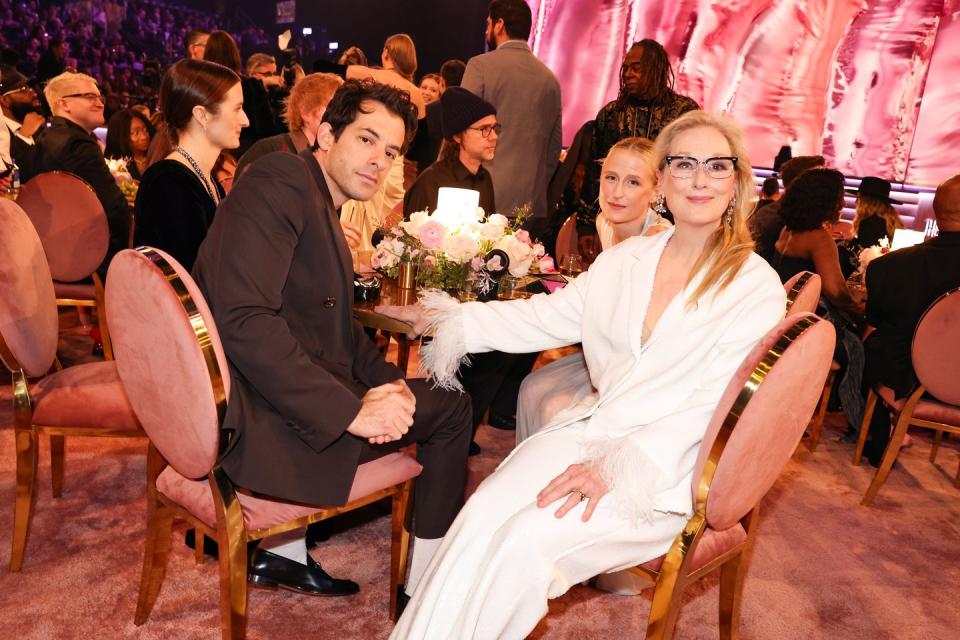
{"left": 359, "top": 126, "right": 401, "bottom": 154}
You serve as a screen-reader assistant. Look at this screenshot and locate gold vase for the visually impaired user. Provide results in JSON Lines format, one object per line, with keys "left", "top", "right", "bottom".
{"left": 398, "top": 261, "right": 417, "bottom": 290}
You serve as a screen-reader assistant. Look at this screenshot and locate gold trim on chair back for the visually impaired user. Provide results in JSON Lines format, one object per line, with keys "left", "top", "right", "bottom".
{"left": 783, "top": 271, "right": 820, "bottom": 316}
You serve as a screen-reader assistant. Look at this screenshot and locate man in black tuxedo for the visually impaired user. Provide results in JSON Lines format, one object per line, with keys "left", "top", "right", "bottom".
{"left": 193, "top": 79, "right": 472, "bottom": 599}
{"left": 861, "top": 175, "right": 960, "bottom": 464}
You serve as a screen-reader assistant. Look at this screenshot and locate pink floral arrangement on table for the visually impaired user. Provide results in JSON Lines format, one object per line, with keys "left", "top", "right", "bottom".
{"left": 857, "top": 237, "right": 890, "bottom": 275}
{"left": 371, "top": 187, "right": 555, "bottom": 294}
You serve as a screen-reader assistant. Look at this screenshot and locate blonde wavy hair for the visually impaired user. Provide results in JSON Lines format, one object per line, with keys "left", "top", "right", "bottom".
{"left": 653, "top": 111, "right": 755, "bottom": 307}
{"left": 853, "top": 194, "right": 903, "bottom": 239}
{"left": 282, "top": 72, "right": 343, "bottom": 131}
{"left": 383, "top": 34, "right": 418, "bottom": 82}
{"left": 605, "top": 136, "right": 656, "bottom": 181}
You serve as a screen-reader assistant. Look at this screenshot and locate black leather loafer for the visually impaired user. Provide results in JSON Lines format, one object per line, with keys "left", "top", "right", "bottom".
{"left": 248, "top": 549, "right": 359, "bottom": 596}
{"left": 395, "top": 585, "right": 411, "bottom": 618}
{"left": 487, "top": 412, "right": 516, "bottom": 430}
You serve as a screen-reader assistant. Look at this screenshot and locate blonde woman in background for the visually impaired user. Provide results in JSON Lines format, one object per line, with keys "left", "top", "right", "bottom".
{"left": 516, "top": 137, "right": 670, "bottom": 444}
{"left": 852, "top": 176, "right": 904, "bottom": 248}
{"left": 379, "top": 111, "right": 786, "bottom": 639}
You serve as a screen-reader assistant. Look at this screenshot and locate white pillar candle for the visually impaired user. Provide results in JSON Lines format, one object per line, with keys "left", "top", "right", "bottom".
{"left": 436, "top": 187, "right": 480, "bottom": 213}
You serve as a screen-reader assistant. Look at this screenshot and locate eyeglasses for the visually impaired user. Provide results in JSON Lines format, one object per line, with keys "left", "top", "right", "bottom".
{"left": 665, "top": 156, "right": 737, "bottom": 180}
{"left": 1, "top": 85, "right": 34, "bottom": 97}
{"left": 62, "top": 92, "right": 105, "bottom": 103}
{"left": 468, "top": 123, "right": 501, "bottom": 138}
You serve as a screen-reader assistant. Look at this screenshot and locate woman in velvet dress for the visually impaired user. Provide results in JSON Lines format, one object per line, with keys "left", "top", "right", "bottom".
{"left": 134, "top": 59, "right": 248, "bottom": 271}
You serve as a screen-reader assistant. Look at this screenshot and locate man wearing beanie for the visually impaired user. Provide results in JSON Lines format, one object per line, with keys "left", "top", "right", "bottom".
{"left": 403, "top": 86, "right": 498, "bottom": 216}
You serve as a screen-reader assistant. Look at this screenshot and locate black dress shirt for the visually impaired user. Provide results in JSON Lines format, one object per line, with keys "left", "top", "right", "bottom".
{"left": 403, "top": 155, "right": 496, "bottom": 218}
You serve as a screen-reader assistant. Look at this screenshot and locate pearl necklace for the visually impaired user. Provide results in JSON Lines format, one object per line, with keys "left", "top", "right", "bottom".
{"left": 174, "top": 146, "right": 219, "bottom": 205}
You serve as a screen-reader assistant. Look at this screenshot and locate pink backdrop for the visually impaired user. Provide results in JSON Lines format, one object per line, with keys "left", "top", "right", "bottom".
{"left": 527, "top": 0, "right": 958, "bottom": 186}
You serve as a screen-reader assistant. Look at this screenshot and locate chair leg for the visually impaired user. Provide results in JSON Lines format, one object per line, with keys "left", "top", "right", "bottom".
{"left": 808, "top": 370, "right": 835, "bottom": 452}
{"left": 390, "top": 479, "right": 415, "bottom": 621}
{"left": 853, "top": 389, "right": 878, "bottom": 465}
{"left": 718, "top": 551, "right": 748, "bottom": 640}
{"left": 931, "top": 430, "right": 943, "bottom": 463}
{"left": 134, "top": 498, "right": 174, "bottom": 625}
{"left": 10, "top": 429, "right": 39, "bottom": 572}
{"left": 50, "top": 435, "right": 65, "bottom": 498}
{"left": 216, "top": 525, "right": 248, "bottom": 640}
{"left": 862, "top": 413, "right": 911, "bottom": 506}
{"left": 194, "top": 529, "right": 206, "bottom": 565}
{"left": 93, "top": 272, "right": 114, "bottom": 361}
{"left": 645, "top": 573, "right": 686, "bottom": 640}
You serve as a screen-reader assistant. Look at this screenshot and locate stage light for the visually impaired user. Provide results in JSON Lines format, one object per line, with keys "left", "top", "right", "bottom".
{"left": 302, "top": 27, "right": 312, "bottom": 35}
{"left": 328, "top": 41, "right": 339, "bottom": 50}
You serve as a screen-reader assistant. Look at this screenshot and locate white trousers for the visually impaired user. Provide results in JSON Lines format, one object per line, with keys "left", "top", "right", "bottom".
{"left": 390, "top": 423, "right": 685, "bottom": 640}
{"left": 515, "top": 351, "right": 592, "bottom": 444}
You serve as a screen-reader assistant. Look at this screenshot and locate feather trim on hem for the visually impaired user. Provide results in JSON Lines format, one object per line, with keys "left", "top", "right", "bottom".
{"left": 582, "top": 436, "right": 661, "bottom": 526}
{"left": 417, "top": 289, "right": 470, "bottom": 391}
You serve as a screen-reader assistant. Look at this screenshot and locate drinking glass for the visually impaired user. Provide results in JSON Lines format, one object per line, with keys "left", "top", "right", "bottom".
{"left": 561, "top": 254, "right": 584, "bottom": 277}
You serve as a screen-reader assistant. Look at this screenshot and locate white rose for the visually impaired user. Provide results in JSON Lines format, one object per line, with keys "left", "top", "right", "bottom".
{"left": 442, "top": 234, "right": 481, "bottom": 264}
{"left": 400, "top": 210, "right": 431, "bottom": 236}
{"left": 479, "top": 222, "right": 505, "bottom": 242}
{"left": 376, "top": 249, "right": 399, "bottom": 269}
{"left": 495, "top": 235, "right": 533, "bottom": 276}
{"left": 474, "top": 206, "right": 486, "bottom": 221}
{"left": 487, "top": 213, "right": 509, "bottom": 228}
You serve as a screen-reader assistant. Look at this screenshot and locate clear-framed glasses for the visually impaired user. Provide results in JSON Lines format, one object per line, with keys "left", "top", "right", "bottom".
{"left": 1, "top": 85, "right": 34, "bottom": 97}
{"left": 665, "top": 156, "right": 737, "bottom": 180}
{"left": 468, "top": 122, "right": 502, "bottom": 138}
{"left": 62, "top": 92, "right": 105, "bottom": 103}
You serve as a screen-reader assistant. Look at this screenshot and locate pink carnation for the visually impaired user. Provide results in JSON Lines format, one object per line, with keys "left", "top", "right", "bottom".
{"left": 515, "top": 229, "right": 532, "bottom": 246}
{"left": 418, "top": 220, "right": 446, "bottom": 249}
{"left": 539, "top": 256, "right": 556, "bottom": 273}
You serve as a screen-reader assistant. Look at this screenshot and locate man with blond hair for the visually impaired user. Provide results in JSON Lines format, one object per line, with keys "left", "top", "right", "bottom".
{"left": 34, "top": 72, "right": 130, "bottom": 276}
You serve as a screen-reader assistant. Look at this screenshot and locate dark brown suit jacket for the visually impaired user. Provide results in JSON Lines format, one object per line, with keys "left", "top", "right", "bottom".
{"left": 192, "top": 150, "right": 403, "bottom": 505}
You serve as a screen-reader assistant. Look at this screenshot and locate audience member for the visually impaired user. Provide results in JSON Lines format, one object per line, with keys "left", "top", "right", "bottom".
{"left": 578, "top": 39, "right": 699, "bottom": 235}
{"left": 404, "top": 87, "right": 497, "bottom": 215}
{"left": 36, "top": 37, "right": 69, "bottom": 83}
{"left": 338, "top": 46, "right": 368, "bottom": 67}
{"left": 749, "top": 154, "right": 825, "bottom": 261}
{"left": 462, "top": 0, "right": 561, "bottom": 240}
{"left": 192, "top": 78, "right": 471, "bottom": 602}
{"left": 186, "top": 28, "right": 210, "bottom": 61}
{"left": 104, "top": 108, "right": 154, "bottom": 179}
{"left": 134, "top": 60, "right": 246, "bottom": 271}
{"left": 860, "top": 175, "right": 960, "bottom": 465}
{"left": 757, "top": 176, "right": 780, "bottom": 210}
{"left": 0, "top": 69, "right": 42, "bottom": 181}
{"left": 235, "top": 72, "right": 342, "bottom": 178}
{"left": 408, "top": 58, "right": 466, "bottom": 171}
{"left": 852, "top": 176, "right": 904, "bottom": 249}
{"left": 380, "top": 111, "right": 786, "bottom": 639}
{"left": 419, "top": 73, "right": 441, "bottom": 105}
{"left": 34, "top": 71, "right": 130, "bottom": 278}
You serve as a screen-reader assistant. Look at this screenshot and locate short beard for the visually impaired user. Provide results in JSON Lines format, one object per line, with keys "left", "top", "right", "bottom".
{"left": 486, "top": 33, "right": 497, "bottom": 51}
{"left": 7, "top": 101, "right": 38, "bottom": 123}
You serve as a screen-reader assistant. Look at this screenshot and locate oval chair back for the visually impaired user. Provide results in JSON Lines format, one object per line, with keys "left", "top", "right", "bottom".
{"left": 0, "top": 199, "right": 59, "bottom": 377}
{"left": 16, "top": 171, "right": 109, "bottom": 282}
{"left": 105, "top": 247, "right": 230, "bottom": 479}
{"left": 554, "top": 214, "right": 578, "bottom": 267}
{"left": 692, "top": 313, "right": 835, "bottom": 530}
{"left": 912, "top": 287, "right": 960, "bottom": 405}
{"left": 783, "top": 271, "right": 821, "bottom": 316}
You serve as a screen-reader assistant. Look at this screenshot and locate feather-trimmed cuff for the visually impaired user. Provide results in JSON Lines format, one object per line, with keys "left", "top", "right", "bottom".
{"left": 582, "top": 435, "right": 661, "bottom": 526}
{"left": 417, "top": 289, "right": 470, "bottom": 391}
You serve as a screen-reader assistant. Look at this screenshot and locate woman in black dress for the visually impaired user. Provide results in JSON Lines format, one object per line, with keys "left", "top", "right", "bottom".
{"left": 134, "top": 59, "right": 248, "bottom": 270}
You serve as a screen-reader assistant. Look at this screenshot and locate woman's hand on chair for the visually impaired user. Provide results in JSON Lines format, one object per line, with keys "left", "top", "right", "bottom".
{"left": 536, "top": 463, "right": 610, "bottom": 522}
{"left": 375, "top": 303, "right": 430, "bottom": 338}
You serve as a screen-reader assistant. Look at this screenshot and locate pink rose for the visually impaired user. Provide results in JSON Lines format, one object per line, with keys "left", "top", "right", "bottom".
{"left": 423, "top": 255, "right": 437, "bottom": 269}
{"left": 539, "top": 256, "right": 556, "bottom": 273}
{"left": 470, "top": 256, "right": 484, "bottom": 271}
{"left": 515, "top": 229, "right": 532, "bottom": 246}
{"left": 486, "top": 255, "right": 504, "bottom": 271}
{"left": 370, "top": 254, "right": 381, "bottom": 269}
{"left": 418, "top": 220, "right": 446, "bottom": 249}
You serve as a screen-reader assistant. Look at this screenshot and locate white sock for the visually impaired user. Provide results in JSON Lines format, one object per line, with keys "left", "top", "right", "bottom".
{"left": 260, "top": 528, "right": 308, "bottom": 565}
{"left": 405, "top": 536, "right": 442, "bottom": 595}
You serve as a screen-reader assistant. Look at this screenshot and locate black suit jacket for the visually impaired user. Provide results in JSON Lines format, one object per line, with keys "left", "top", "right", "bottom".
{"left": 192, "top": 150, "right": 403, "bottom": 505}
{"left": 34, "top": 116, "right": 131, "bottom": 277}
{"left": 865, "top": 231, "right": 960, "bottom": 397}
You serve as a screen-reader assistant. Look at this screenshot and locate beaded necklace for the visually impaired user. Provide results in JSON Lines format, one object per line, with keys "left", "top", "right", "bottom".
{"left": 174, "top": 145, "right": 219, "bottom": 205}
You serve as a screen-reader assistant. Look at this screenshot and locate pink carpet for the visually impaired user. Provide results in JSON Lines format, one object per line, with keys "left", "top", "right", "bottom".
{"left": 1, "top": 317, "right": 958, "bottom": 639}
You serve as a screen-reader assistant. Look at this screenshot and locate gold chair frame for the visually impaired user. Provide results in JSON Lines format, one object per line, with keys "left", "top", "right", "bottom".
{"left": 0, "top": 335, "right": 142, "bottom": 573}
{"left": 625, "top": 315, "right": 820, "bottom": 639}
{"left": 130, "top": 248, "right": 415, "bottom": 640}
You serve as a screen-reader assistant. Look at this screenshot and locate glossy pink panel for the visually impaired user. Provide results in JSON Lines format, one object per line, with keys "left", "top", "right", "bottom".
{"left": 528, "top": 0, "right": 958, "bottom": 185}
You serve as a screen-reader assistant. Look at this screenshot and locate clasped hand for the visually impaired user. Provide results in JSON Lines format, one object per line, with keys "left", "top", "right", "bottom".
{"left": 346, "top": 379, "right": 416, "bottom": 444}
{"left": 537, "top": 463, "right": 610, "bottom": 522}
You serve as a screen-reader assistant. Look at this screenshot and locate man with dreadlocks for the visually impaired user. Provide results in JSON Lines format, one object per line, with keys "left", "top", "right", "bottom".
{"left": 576, "top": 40, "right": 698, "bottom": 237}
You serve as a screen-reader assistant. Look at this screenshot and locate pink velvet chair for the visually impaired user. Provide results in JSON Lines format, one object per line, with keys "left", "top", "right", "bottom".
{"left": 105, "top": 247, "right": 422, "bottom": 640}
{"left": 0, "top": 199, "right": 141, "bottom": 572}
{"left": 622, "top": 312, "right": 835, "bottom": 639}
{"left": 16, "top": 171, "right": 117, "bottom": 359}
{"left": 854, "top": 288, "right": 960, "bottom": 505}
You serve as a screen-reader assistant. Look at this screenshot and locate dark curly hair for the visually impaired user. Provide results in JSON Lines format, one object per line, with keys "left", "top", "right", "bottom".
{"left": 780, "top": 168, "right": 846, "bottom": 232}
{"left": 321, "top": 78, "right": 419, "bottom": 154}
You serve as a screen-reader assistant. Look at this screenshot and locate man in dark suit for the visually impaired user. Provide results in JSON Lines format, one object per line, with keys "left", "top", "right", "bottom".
{"left": 861, "top": 175, "right": 960, "bottom": 464}
{"left": 192, "top": 79, "right": 472, "bottom": 600}
{"left": 34, "top": 72, "right": 130, "bottom": 277}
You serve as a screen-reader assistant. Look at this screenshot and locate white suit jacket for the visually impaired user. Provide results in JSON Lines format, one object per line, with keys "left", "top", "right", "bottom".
{"left": 426, "top": 229, "right": 786, "bottom": 521}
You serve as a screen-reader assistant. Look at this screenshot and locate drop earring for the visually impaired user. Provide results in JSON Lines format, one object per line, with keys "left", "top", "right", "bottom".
{"left": 655, "top": 193, "right": 667, "bottom": 223}
{"left": 723, "top": 198, "right": 736, "bottom": 225}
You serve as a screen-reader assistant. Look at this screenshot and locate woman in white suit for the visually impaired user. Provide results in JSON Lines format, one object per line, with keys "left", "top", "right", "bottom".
{"left": 379, "top": 111, "right": 786, "bottom": 640}
{"left": 516, "top": 136, "right": 670, "bottom": 444}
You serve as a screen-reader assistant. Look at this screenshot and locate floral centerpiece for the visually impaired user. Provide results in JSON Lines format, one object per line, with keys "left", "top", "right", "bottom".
{"left": 371, "top": 187, "right": 555, "bottom": 297}
{"left": 857, "top": 237, "right": 890, "bottom": 276}
{"left": 105, "top": 157, "right": 138, "bottom": 202}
